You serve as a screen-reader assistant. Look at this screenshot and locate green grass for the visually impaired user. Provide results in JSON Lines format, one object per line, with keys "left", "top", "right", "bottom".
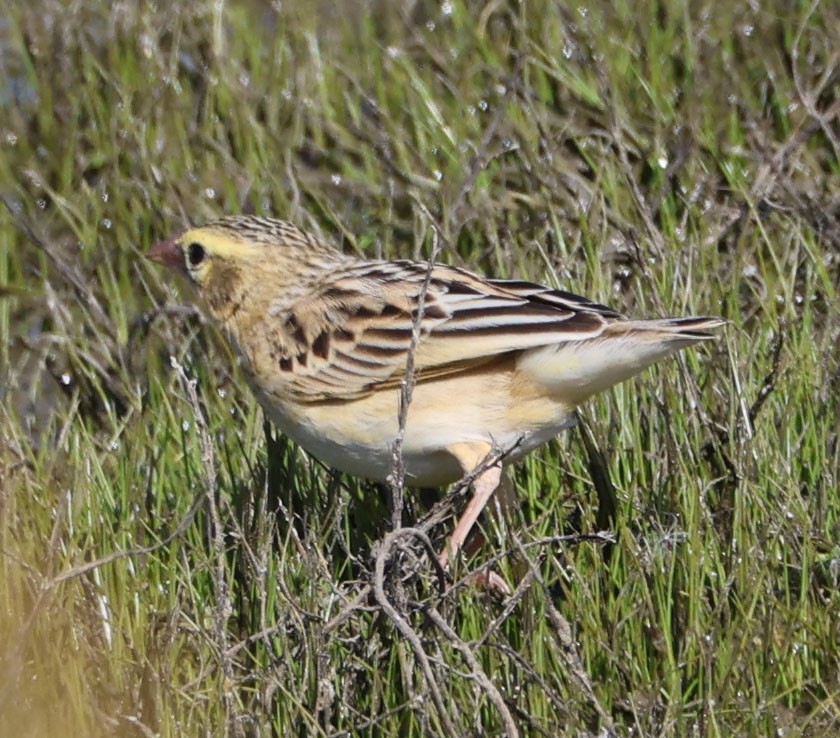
{"left": 1, "top": 1, "right": 838, "bottom": 736}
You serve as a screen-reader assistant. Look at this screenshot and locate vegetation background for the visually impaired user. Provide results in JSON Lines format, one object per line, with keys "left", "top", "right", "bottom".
{"left": 1, "top": 1, "right": 838, "bottom": 736}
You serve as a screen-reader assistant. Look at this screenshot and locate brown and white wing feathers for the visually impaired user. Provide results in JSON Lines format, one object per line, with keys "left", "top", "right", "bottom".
{"left": 266, "top": 261, "right": 620, "bottom": 403}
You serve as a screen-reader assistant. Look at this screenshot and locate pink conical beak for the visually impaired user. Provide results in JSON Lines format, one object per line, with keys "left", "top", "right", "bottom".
{"left": 147, "top": 238, "right": 183, "bottom": 269}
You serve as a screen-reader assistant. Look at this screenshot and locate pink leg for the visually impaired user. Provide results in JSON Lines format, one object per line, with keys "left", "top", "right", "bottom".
{"left": 439, "top": 463, "right": 503, "bottom": 570}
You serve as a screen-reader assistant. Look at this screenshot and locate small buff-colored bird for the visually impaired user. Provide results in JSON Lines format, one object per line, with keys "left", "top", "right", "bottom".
{"left": 149, "top": 215, "right": 723, "bottom": 582}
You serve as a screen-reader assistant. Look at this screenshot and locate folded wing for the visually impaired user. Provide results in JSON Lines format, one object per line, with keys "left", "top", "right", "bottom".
{"left": 267, "top": 261, "right": 623, "bottom": 403}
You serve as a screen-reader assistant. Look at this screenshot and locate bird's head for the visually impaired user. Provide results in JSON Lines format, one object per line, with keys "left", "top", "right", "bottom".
{"left": 147, "top": 215, "right": 344, "bottom": 321}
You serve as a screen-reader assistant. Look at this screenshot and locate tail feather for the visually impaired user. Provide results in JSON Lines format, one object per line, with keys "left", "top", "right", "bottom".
{"left": 628, "top": 316, "right": 728, "bottom": 342}
{"left": 523, "top": 314, "right": 726, "bottom": 402}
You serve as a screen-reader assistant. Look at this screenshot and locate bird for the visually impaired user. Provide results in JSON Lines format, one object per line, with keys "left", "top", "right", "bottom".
{"left": 147, "top": 215, "right": 724, "bottom": 587}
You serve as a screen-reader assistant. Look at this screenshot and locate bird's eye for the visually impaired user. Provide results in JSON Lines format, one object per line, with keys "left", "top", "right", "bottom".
{"left": 187, "top": 242, "right": 206, "bottom": 268}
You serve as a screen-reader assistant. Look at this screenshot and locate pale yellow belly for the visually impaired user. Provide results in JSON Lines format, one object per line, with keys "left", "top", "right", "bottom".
{"left": 251, "top": 364, "right": 575, "bottom": 486}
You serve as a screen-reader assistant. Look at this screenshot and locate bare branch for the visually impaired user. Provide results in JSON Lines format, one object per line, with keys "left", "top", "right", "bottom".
{"left": 423, "top": 605, "right": 520, "bottom": 738}
{"left": 373, "top": 528, "right": 460, "bottom": 736}
{"left": 387, "top": 225, "right": 441, "bottom": 530}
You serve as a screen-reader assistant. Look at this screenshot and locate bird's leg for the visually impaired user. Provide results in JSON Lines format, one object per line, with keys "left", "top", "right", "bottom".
{"left": 440, "top": 463, "right": 502, "bottom": 570}
{"left": 439, "top": 442, "right": 508, "bottom": 588}
{"left": 460, "top": 470, "right": 515, "bottom": 557}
